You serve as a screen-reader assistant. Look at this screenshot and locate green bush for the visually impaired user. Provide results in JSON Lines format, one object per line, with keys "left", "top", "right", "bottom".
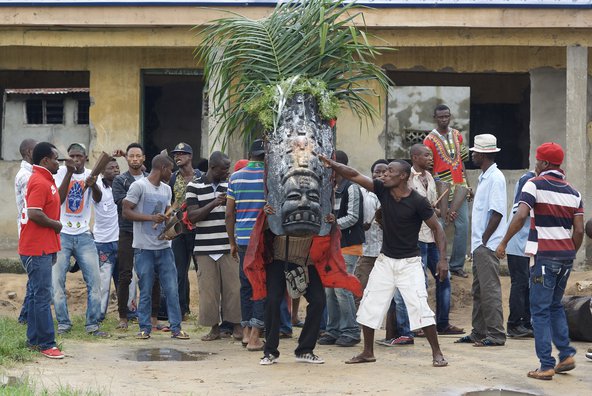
{"left": 0, "top": 259, "right": 25, "bottom": 274}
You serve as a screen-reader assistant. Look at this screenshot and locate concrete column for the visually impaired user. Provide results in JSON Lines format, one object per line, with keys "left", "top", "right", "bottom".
{"left": 565, "top": 45, "right": 589, "bottom": 266}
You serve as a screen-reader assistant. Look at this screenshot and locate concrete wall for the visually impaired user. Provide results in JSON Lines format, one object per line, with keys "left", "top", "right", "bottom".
{"left": 2, "top": 96, "right": 90, "bottom": 160}
{"left": 529, "top": 68, "right": 567, "bottom": 167}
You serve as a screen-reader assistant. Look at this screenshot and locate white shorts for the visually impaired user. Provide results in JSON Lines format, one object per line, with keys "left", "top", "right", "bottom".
{"left": 357, "top": 254, "right": 435, "bottom": 331}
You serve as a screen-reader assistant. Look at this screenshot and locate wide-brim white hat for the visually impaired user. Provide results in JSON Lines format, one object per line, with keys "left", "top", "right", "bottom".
{"left": 469, "top": 134, "right": 501, "bottom": 153}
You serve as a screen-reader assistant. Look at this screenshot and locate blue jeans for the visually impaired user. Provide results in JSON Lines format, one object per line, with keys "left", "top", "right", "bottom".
{"left": 52, "top": 232, "right": 102, "bottom": 333}
{"left": 238, "top": 246, "right": 265, "bottom": 329}
{"left": 530, "top": 258, "right": 576, "bottom": 370}
{"left": 18, "top": 278, "right": 31, "bottom": 324}
{"left": 134, "top": 248, "right": 182, "bottom": 334}
{"left": 442, "top": 198, "right": 469, "bottom": 272}
{"left": 21, "top": 254, "right": 57, "bottom": 351}
{"left": 419, "top": 241, "right": 451, "bottom": 331}
{"left": 325, "top": 254, "right": 360, "bottom": 340}
{"left": 393, "top": 289, "right": 413, "bottom": 337}
{"left": 280, "top": 297, "right": 293, "bottom": 334}
{"left": 96, "top": 241, "right": 118, "bottom": 321}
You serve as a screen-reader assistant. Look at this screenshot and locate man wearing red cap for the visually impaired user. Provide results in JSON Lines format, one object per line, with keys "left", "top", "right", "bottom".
{"left": 496, "top": 142, "right": 584, "bottom": 381}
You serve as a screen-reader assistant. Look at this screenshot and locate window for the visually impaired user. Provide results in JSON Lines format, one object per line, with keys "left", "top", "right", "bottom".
{"left": 26, "top": 98, "right": 64, "bottom": 124}
{"left": 77, "top": 99, "right": 90, "bottom": 124}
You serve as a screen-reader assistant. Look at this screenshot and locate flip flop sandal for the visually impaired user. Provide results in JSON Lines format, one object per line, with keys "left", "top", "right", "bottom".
{"left": 473, "top": 339, "right": 504, "bottom": 347}
{"left": 232, "top": 333, "right": 243, "bottom": 341}
{"left": 247, "top": 340, "right": 266, "bottom": 352}
{"left": 527, "top": 369, "right": 554, "bottom": 380}
{"left": 171, "top": 330, "right": 190, "bottom": 340}
{"left": 454, "top": 335, "right": 475, "bottom": 344}
{"left": 438, "top": 325, "right": 465, "bottom": 335}
{"left": 116, "top": 322, "right": 128, "bottom": 331}
{"left": 136, "top": 331, "right": 151, "bottom": 339}
{"left": 433, "top": 358, "right": 449, "bottom": 367}
{"left": 345, "top": 355, "right": 377, "bottom": 364}
{"left": 152, "top": 324, "right": 171, "bottom": 332}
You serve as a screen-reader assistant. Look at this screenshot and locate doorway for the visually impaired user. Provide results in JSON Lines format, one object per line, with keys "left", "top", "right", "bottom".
{"left": 387, "top": 70, "right": 531, "bottom": 170}
{"left": 141, "top": 70, "right": 205, "bottom": 168}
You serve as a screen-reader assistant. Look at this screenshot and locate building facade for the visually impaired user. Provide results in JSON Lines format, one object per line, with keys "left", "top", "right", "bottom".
{"left": 1, "top": 1, "right": 591, "bottom": 262}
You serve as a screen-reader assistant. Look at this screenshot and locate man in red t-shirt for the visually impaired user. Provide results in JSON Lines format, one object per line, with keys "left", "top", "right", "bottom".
{"left": 18, "top": 142, "right": 64, "bottom": 359}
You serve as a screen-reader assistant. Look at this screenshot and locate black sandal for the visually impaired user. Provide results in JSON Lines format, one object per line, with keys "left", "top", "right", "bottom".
{"left": 454, "top": 335, "right": 474, "bottom": 344}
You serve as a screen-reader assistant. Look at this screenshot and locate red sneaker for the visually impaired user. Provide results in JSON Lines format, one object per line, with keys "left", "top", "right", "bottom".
{"left": 40, "top": 347, "right": 64, "bottom": 359}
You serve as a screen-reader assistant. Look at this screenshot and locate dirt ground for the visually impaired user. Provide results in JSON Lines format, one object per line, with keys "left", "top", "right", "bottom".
{"left": 1, "top": 268, "right": 592, "bottom": 395}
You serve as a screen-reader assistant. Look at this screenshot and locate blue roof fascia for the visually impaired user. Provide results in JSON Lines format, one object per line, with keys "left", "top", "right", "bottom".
{"left": 1, "top": 1, "right": 592, "bottom": 8}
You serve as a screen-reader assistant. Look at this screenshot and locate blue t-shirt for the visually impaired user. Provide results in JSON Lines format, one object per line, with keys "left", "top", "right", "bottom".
{"left": 506, "top": 171, "right": 535, "bottom": 257}
{"left": 227, "top": 161, "right": 266, "bottom": 246}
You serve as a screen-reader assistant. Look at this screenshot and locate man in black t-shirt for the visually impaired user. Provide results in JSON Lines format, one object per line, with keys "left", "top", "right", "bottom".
{"left": 319, "top": 156, "right": 448, "bottom": 367}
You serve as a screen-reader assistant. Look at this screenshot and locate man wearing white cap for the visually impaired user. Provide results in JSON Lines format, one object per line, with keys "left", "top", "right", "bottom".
{"left": 456, "top": 134, "right": 507, "bottom": 347}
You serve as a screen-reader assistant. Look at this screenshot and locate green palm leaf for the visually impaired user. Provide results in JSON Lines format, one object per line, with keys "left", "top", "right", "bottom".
{"left": 194, "top": 0, "right": 392, "bottom": 148}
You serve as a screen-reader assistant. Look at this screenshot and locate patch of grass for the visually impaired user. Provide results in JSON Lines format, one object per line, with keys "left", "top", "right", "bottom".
{"left": 0, "top": 379, "right": 105, "bottom": 395}
{"left": 0, "top": 317, "right": 35, "bottom": 367}
{"left": 0, "top": 314, "right": 123, "bottom": 366}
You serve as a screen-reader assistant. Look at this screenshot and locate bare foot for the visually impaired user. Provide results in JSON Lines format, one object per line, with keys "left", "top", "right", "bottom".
{"left": 247, "top": 328, "right": 264, "bottom": 350}
{"left": 242, "top": 327, "right": 251, "bottom": 345}
{"left": 201, "top": 331, "right": 221, "bottom": 341}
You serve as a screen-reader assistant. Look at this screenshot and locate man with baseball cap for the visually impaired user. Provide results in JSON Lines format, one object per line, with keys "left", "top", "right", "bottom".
{"left": 497, "top": 142, "right": 584, "bottom": 380}
{"left": 456, "top": 134, "right": 507, "bottom": 347}
{"left": 168, "top": 142, "right": 201, "bottom": 320}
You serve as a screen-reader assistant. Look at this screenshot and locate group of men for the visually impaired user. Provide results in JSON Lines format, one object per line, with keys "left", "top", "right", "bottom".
{"left": 16, "top": 141, "right": 208, "bottom": 357}
{"left": 14, "top": 103, "right": 587, "bottom": 378}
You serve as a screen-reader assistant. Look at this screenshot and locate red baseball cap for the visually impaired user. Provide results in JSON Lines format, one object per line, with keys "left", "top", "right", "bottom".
{"left": 536, "top": 142, "right": 564, "bottom": 165}
{"left": 234, "top": 159, "right": 249, "bottom": 172}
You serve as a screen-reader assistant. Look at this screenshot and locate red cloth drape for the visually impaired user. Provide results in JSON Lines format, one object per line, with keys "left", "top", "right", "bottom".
{"left": 244, "top": 212, "right": 362, "bottom": 300}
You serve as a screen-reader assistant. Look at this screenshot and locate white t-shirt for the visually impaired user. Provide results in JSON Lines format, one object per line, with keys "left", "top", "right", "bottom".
{"left": 15, "top": 160, "right": 33, "bottom": 236}
{"left": 92, "top": 177, "right": 119, "bottom": 243}
{"left": 54, "top": 166, "right": 94, "bottom": 235}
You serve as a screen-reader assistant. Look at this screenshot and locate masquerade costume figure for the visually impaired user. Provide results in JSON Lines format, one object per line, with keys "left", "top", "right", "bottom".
{"left": 196, "top": 0, "right": 388, "bottom": 364}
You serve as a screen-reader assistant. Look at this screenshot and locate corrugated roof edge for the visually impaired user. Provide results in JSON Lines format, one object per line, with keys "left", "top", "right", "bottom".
{"left": 5, "top": 88, "right": 90, "bottom": 95}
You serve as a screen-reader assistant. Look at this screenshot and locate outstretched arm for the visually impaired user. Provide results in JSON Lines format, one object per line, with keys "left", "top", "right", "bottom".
{"left": 318, "top": 155, "right": 374, "bottom": 192}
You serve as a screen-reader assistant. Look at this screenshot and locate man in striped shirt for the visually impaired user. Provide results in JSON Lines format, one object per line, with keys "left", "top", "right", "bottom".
{"left": 186, "top": 151, "right": 241, "bottom": 341}
{"left": 496, "top": 142, "right": 584, "bottom": 381}
{"left": 226, "top": 140, "right": 267, "bottom": 350}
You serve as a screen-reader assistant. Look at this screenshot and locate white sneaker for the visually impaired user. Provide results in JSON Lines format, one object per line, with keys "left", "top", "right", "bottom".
{"left": 295, "top": 353, "right": 324, "bottom": 364}
{"left": 259, "top": 354, "right": 278, "bottom": 365}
